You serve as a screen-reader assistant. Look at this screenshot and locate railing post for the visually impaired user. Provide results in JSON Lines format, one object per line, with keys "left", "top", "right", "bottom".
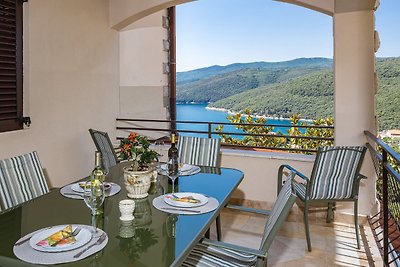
{"left": 382, "top": 150, "right": 389, "bottom": 266}
{"left": 208, "top": 123, "right": 212, "bottom": 138}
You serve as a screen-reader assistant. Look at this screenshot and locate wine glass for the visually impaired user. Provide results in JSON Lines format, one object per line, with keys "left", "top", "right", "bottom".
{"left": 83, "top": 181, "right": 105, "bottom": 236}
{"left": 154, "top": 140, "right": 165, "bottom": 172}
{"left": 167, "top": 162, "right": 180, "bottom": 194}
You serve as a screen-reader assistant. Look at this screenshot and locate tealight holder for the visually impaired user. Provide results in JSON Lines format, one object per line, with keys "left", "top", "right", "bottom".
{"left": 119, "top": 199, "right": 135, "bottom": 221}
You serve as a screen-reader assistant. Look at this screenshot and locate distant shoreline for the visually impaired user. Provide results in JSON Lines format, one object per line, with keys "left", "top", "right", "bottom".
{"left": 177, "top": 102, "right": 314, "bottom": 122}
{"left": 205, "top": 106, "right": 292, "bottom": 121}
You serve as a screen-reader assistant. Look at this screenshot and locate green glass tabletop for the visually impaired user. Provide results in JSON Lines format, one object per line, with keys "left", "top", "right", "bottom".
{"left": 0, "top": 162, "right": 243, "bottom": 267}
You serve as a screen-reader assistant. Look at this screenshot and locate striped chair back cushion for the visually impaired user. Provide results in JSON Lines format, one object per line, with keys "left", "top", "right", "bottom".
{"left": 89, "top": 129, "right": 118, "bottom": 171}
{"left": 0, "top": 151, "right": 49, "bottom": 211}
{"left": 177, "top": 136, "right": 221, "bottom": 167}
{"left": 260, "top": 178, "right": 296, "bottom": 252}
{"left": 309, "top": 146, "right": 366, "bottom": 200}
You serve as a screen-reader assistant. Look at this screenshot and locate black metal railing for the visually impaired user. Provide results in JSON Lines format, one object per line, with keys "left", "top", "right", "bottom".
{"left": 116, "top": 118, "right": 334, "bottom": 154}
{"left": 365, "top": 130, "right": 400, "bottom": 266}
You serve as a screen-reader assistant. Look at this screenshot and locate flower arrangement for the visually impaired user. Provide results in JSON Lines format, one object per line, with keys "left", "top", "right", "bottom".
{"left": 119, "top": 132, "right": 158, "bottom": 171}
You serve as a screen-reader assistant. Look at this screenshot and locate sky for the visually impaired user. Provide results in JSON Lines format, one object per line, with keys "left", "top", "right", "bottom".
{"left": 176, "top": 0, "right": 400, "bottom": 72}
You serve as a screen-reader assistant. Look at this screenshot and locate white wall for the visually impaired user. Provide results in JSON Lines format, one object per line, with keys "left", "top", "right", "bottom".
{"left": 0, "top": 0, "right": 119, "bottom": 187}
{"left": 118, "top": 11, "right": 169, "bottom": 140}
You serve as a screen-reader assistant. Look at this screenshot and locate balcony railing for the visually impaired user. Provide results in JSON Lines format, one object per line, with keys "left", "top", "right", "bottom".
{"left": 116, "top": 118, "right": 334, "bottom": 153}
{"left": 365, "top": 131, "right": 400, "bottom": 266}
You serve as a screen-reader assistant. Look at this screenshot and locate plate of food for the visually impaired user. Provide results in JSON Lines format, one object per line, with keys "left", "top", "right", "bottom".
{"left": 160, "top": 163, "right": 198, "bottom": 175}
{"left": 71, "top": 182, "right": 111, "bottom": 193}
{"left": 29, "top": 225, "right": 92, "bottom": 252}
{"left": 164, "top": 192, "right": 208, "bottom": 208}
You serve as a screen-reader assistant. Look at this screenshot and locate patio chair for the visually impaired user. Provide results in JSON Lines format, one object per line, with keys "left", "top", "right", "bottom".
{"left": 89, "top": 128, "right": 119, "bottom": 171}
{"left": 277, "top": 146, "right": 367, "bottom": 252}
{"left": 0, "top": 151, "right": 49, "bottom": 211}
{"left": 177, "top": 135, "right": 221, "bottom": 168}
{"left": 177, "top": 135, "right": 222, "bottom": 240}
{"left": 182, "top": 177, "right": 297, "bottom": 267}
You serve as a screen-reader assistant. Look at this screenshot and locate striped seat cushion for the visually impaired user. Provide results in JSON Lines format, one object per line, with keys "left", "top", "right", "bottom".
{"left": 89, "top": 129, "right": 118, "bottom": 170}
{"left": 182, "top": 243, "right": 257, "bottom": 267}
{"left": 0, "top": 151, "right": 49, "bottom": 211}
{"left": 292, "top": 181, "right": 307, "bottom": 201}
{"left": 309, "top": 146, "right": 365, "bottom": 200}
{"left": 178, "top": 136, "right": 221, "bottom": 167}
{"left": 261, "top": 178, "right": 295, "bottom": 247}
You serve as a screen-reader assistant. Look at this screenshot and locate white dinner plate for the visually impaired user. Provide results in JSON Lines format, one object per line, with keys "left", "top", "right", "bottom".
{"left": 164, "top": 192, "right": 208, "bottom": 208}
{"left": 29, "top": 225, "right": 92, "bottom": 253}
{"left": 71, "top": 182, "right": 111, "bottom": 193}
{"left": 160, "top": 164, "right": 197, "bottom": 174}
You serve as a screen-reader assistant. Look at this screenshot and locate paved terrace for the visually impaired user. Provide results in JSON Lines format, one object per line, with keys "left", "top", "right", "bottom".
{"left": 208, "top": 207, "right": 383, "bottom": 266}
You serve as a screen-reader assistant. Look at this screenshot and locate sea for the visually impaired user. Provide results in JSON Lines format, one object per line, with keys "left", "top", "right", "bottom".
{"left": 176, "top": 103, "right": 293, "bottom": 138}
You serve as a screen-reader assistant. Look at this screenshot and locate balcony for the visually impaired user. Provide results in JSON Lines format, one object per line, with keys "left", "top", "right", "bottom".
{"left": 0, "top": 0, "right": 391, "bottom": 266}
{"left": 116, "top": 118, "right": 400, "bottom": 266}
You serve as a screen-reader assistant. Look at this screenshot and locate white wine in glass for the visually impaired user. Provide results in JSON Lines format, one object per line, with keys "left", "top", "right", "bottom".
{"left": 83, "top": 181, "right": 105, "bottom": 236}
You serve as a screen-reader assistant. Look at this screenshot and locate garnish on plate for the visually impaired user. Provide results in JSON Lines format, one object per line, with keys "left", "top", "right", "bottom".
{"left": 79, "top": 182, "right": 111, "bottom": 190}
{"left": 36, "top": 225, "right": 76, "bottom": 247}
{"left": 169, "top": 194, "right": 201, "bottom": 204}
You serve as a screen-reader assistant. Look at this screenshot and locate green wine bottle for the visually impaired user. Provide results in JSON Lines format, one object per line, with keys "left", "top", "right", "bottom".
{"left": 168, "top": 134, "right": 179, "bottom": 185}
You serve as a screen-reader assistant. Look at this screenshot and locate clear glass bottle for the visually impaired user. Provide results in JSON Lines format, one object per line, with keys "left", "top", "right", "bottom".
{"left": 91, "top": 151, "right": 105, "bottom": 215}
{"left": 91, "top": 151, "right": 105, "bottom": 185}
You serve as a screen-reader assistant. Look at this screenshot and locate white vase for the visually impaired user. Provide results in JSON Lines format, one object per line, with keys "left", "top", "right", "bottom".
{"left": 123, "top": 166, "right": 155, "bottom": 199}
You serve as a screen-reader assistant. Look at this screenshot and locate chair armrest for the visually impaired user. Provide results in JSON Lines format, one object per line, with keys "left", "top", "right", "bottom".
{"left": 225, "top": 204, "right": 271, "bottom": 216}
{"left": 201, "top": 238, "right": 267, "bottom": 259}
{"left": 278, "top": 164, "right": 309, "bottom": 194}
{"left": 279, "top": 164, "right": 309, "bottom": 181}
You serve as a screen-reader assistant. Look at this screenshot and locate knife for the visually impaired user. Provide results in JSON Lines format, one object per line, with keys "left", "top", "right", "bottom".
{"left": 161, "top": 207, "right": 201, "bottom": 213}
{"left": 73, "top": 233, "right": 107, "bottom": 258}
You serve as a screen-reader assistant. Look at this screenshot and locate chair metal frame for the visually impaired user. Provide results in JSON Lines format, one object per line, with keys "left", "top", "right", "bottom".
{"left": 183, "top": 178, "right": 297, "bottom": 267}
{"left": 278, "top": 146, "right": 367, "bottom": 252}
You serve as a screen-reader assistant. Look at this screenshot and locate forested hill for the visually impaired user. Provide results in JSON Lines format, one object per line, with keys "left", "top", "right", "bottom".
{"left": 177, "top": 57, "right": 333, "bottom": 89}
{"left": 208, "top": 57, "right": 400, "bottom": 130}
{"left": 209, "top": 70, "right": 334, "bottom": 119}
{"left": 176, "top": 57, "right": 400, "bottom": 130}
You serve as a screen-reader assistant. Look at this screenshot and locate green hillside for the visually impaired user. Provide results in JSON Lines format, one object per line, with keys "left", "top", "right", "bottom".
{"left": 177, "top": 57, "right": 332, "bottom": 85}
{"left": 209, "top": 70, "right": 334, "bottom": 119}
{"left": 208, "top": 57, "right": 400, "bottom": 130}
{"left": 376, "top": 58, "right": 400, "bottom": 130}
{"left": 177, "top": 66, "right": 330, "bottom": 103}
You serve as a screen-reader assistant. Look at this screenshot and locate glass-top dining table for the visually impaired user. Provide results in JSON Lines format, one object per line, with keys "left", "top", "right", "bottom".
{"left": 0, "top": 162, "right": 244, "bottom": 267}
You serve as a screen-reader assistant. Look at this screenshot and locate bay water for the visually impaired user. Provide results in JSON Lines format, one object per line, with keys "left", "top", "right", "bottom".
{"left": 176, "top": 103, "right": 293, "bottom": 138}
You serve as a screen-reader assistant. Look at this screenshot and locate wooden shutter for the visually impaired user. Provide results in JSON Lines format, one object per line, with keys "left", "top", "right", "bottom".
{"left": 0, "top": 0, "right": 23, "bottom": 132}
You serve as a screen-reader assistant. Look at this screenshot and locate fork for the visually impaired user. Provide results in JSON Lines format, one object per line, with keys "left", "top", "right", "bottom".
{"left": 14, "top": 226, "right": 52, "bottom": 246}
{"left": 73, "top": 233, "right": 107, "bottom": 258}
{"left": 50, "top": 227, "right": 81, "bottom": 247}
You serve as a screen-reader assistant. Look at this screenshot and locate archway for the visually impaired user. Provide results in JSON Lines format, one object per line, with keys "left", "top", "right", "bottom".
{"left": 112, "top": 0, "right": 378, "bottom": 215}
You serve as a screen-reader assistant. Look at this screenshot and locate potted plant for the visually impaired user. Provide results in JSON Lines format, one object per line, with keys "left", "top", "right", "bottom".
{"left": 119, "top": 132, "right": 158, "bottom": 198}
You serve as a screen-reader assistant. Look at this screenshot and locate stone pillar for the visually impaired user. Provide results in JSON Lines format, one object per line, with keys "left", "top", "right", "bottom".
{"left": 117, "top": 11, "right": 169, "bottom": 139}
{"left": 333, "top": 10, "right": 377, "bottom": 215}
